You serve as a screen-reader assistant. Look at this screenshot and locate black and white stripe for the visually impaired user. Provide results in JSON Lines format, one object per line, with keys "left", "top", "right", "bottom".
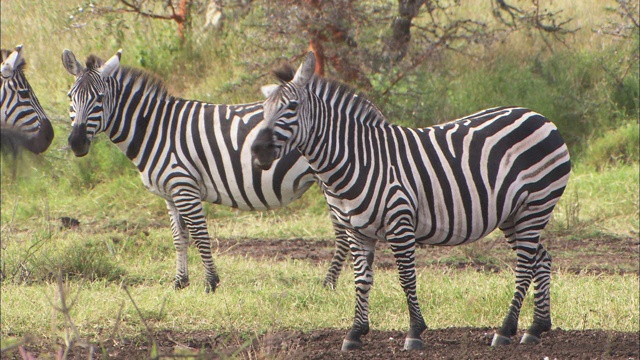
{"left": 62, "top": 49, "right": 349, "bottom": 292}
{"left": 251, "top": 52, "right": 571, "bottom": 350}
{"left": 1, "top": 45, "right": 53, "bottom": 155}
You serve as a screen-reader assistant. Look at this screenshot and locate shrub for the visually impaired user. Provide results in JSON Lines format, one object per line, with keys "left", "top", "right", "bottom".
{"left": 582, "top": 121, "right": 640, "bottom": 170}
{"left": 2, "top": 237, "right": 126, "bottom": 285}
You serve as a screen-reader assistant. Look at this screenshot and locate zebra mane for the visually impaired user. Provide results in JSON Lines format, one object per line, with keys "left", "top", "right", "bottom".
{"left": 272, "top": 63, "right": 387, "bottom": 126}
{"left": 309, "top": 75, "right": 387, "bottom": 126}
{"left": 1, "top": 49, "right": 27, "bottom": 72}
{"left": 85, "top": 54, "right": 170, "bottom": 99}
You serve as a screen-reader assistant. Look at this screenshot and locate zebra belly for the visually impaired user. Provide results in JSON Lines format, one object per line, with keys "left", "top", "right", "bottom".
{"left": 414, "top": 224, "right": 496, "bottom": 246}
{"left": 411, "top": 198, "right": 507, "bottom": 246}
{"left": 196, "top": 159, "right": 315, "bottom": 211}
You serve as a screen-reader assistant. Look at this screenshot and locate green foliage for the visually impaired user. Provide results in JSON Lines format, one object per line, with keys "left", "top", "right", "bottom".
{"left": 374, "top": 47, "right": 638, "bottom": 157}
{"left": 68, "top": 138, "right": 137, "bottom": 190}
{"left": 582, "top": 122, "right": 639, "bottom": 170}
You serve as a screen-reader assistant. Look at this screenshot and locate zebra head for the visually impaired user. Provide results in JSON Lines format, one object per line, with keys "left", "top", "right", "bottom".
{"left": 62, "top": 49, "right": 121, "bottom": 157}
{"left": 1, "top": 44, "right": 54, "bottom": 154}
{"left": 251, "top": 51, "right": 316, "bottom": 170}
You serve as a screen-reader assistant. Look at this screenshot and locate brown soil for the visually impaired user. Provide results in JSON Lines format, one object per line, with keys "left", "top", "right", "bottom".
{"left": 4, "top": 235, "right": 639, "bottom": 359}
{"left": 6, "top": 327, "right": 638, "bottom": 359}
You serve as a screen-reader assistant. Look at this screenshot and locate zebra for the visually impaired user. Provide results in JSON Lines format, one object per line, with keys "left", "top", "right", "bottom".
{"left": 61, "top": 49, "right": 350, "bottom": 293}
{"left": 251, "top": 52, "right": 571, "bottom": 351}
{"left": 1, "top": 44, "right": 54, "bottom": 156}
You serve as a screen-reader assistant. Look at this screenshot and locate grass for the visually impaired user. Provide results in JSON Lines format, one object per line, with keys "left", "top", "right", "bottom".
{"left": 554, "top": 163, "right": 640, "bottom": 236}
{"left": 1, "top": 257, "right": 637, "bottom": 341}
{"left": 2, "top": 159, "right": 637, "bottom": 347}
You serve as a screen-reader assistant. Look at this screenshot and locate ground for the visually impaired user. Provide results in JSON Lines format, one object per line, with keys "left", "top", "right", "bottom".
{"left": 12, "top": 328, "right": 637, "bottom": 359}
{"left": 4, "top": 235, "right": 639, "bottom": 359}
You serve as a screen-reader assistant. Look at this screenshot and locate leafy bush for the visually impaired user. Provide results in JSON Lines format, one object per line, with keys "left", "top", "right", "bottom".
{"left": 582, "top": 122, "right": 639, "bottom": 170}
{"left": 372, "top": 44, "right": 638, "bottom": 161}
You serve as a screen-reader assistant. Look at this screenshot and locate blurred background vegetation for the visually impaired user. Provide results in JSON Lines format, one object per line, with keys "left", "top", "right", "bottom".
{"left": 1, "top": 0, "right": 638, "bottom": 239}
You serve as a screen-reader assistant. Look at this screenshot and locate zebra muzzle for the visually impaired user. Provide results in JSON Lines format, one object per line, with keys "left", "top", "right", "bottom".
{"left": 251, "top": 128, "right": 277, "bottom": 170}
{"left": 68, "top": 123, "right": 91, "bottom": 157}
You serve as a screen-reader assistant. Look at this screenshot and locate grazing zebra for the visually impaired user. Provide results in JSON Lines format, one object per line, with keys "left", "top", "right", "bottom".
{"left": 251, "top": 52, "right": 571, "bottom": 350}
{"left": 61, "top": 49, "right": 349, "bottom": 293}
{"left": 1, "top": 44, "right": 54, "bottom": 155}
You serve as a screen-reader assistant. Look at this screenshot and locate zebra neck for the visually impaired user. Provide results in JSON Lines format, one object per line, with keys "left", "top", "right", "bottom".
{"left": 107, "top": 82, "right": 176, "bottom": 167}
{"left": 302, "top": 120, "right": 393, "bottom": 199}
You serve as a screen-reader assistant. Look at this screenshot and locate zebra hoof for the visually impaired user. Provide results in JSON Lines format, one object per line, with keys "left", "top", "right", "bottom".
{"left": 403, "top": 337, "right": 424, "bottom": 350}
{"left": 520, "top": 333, "right": 541, "bottom": 345}
{"left": 205, "top": 283, "right": 217, "bottom": 293}
{"left": 174, "top": 280, "right": 189, "bottom": 290}
{"left": 322, "top": 279, "right": 337, "bottom": 290}
{"left": 491, "top": 333, "right": 512, "bottom": 346}
{"left": 341, "top": 339, "right": 363, "bottom": 351}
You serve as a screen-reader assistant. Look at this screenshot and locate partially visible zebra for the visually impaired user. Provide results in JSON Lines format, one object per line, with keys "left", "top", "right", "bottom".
{"left": 61, "top": 49, "right": 349, "bottom": 292}
{"left": 1, "top": 44, "right": 54, "bottom": 156}
{"left": 251, "top": 52, "right": 571, "bottom": 350}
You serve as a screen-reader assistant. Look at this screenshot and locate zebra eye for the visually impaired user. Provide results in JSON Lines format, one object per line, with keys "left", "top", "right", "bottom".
{"left": 286, "top": 102, "right": 299, "bottom": 111}
{"left": 96, "top": 93, "right": 104, "bottom": 101}
{"left": 17, "top": 89, "right": 30, "bottom": 99}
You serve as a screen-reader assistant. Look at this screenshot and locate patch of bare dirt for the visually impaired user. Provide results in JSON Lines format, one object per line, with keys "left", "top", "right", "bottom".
{"left": 5, "top": 328, "right": 638, "bottom": 359}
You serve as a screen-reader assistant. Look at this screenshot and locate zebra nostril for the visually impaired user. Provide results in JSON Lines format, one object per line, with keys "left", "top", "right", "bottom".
{"left": 68, "top": 123, "right": 90, "bottom": 157}
{"left": 251, "top": 128, "right": 278, "bottom": 166}
{"left": 250, "top": 139, "right": 278, "bottom": 170}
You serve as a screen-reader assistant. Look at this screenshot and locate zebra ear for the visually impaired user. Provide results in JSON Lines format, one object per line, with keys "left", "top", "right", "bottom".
{"left": 1, "top": 44, "right": 22, "bottom": 78}
{"left": 261, "top": 84, "right": 280, "bottom": 98}
{"left": 292, "top": 51, "right": 316, "bottom": 87}
{"left": 99, "top": 49, "right": 122, "bottom": 78}
{"left": 62, "top": 49, "right": 85, "bottom": 76}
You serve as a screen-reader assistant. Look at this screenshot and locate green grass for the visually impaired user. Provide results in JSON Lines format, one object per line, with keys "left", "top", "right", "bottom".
{"left": 1, "top": 257, "right": 637, "bottom": 341}
{"left": 553, "top": 163, "right": 640, "bottom": 236}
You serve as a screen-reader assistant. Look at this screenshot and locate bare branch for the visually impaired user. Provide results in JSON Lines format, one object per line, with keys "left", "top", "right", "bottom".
{"left": 117, "top": 0, "right": 175, "bottom": 20}
{"left": 87, "top": 0, "right": 190, "bottom": 42}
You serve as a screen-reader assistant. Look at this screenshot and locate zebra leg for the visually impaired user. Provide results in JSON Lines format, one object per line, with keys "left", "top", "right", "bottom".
{"left": 520, "top": 243, "right": 552, "bottom": 344}
{"left": 166, "top": 200, "right": 190, "bottom": 290}
{"left": 342, "top": 234, "right": 375, "bottom": 351}
{"left": 493, "top": 209, "right": 553, "bottom": 346}
{"left": 323, "top": 217, "right": 349, "bottom": 290}
{"left": 389, "top": 235, "right": 427, "bottom": 350}
{"left": 492, "top": 245, "right": 534, "bottom": 346}
{"left": 492, "top": 218, "right": 520, "bottom": 345}
{"left": 173, "top": 189, "right": 220, "bottom": 293}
